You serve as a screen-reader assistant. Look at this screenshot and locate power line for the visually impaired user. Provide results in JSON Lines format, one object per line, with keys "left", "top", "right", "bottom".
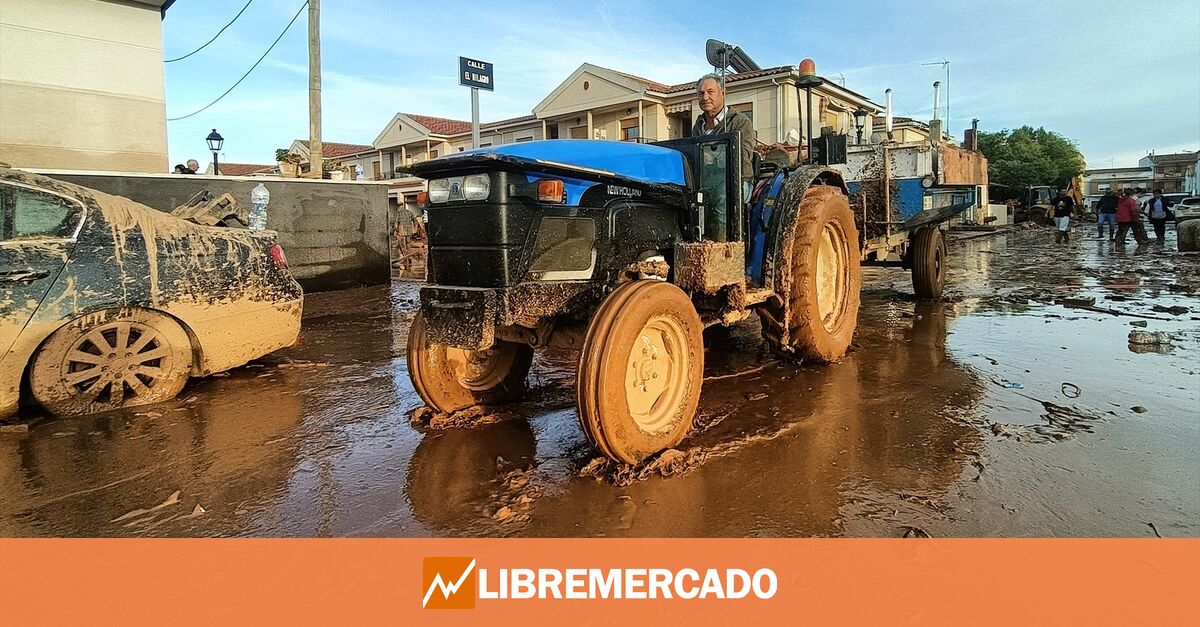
{"left": 164, "top": 0, "right": 255, "bottom": 63}
{"left": 167, "top": 1, "right": 308, "bottom": 122}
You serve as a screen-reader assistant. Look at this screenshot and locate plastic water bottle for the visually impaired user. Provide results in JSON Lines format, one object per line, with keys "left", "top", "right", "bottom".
{"left": 249, "top": 183, "right": 270, "bottom": 231}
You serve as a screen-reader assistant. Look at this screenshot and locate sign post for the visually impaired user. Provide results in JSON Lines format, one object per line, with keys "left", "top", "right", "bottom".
{"left": 458, "top": 56, "right": 494, "bottom": 149}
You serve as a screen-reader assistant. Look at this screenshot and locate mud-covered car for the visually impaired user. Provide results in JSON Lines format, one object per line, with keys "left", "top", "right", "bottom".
{"left": 0, "top": 167, "right": 303, "bottom": 419}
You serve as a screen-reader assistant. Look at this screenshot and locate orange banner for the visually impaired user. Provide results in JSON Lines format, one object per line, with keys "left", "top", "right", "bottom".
{"left": 1, "top": 539, "right": 1195, "bottom": 626}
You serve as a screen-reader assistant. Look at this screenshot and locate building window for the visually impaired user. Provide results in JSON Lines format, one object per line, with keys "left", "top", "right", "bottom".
{"left": 569, "top": 126, "right": 587, "bottom": 139}
{"left": 731, "top": 103, "right": 753, "bottom": 124}
{"left": 480, "top": 143, "right": 492, "bottom": 148}
{"left": 621, "top": 118, "right": 640, "bottom": 142}
{"left": 372, "top": 161, "right": 381, "bottom": 180}
{"left": 549, "top": 125, "right": 560, "bottom": 139}
{"left": 516, "top": 136, "right": 533, "bottom": 143}
{"left": 429, "top": 149, "right": 438, "bottom": 159}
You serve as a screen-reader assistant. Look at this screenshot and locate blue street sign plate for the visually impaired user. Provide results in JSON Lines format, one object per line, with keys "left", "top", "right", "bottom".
{"left": 459, "top": 57, "right": 494, "bottom": 91}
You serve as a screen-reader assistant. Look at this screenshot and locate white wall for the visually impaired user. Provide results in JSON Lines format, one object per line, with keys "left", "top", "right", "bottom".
{"left": 0, "top": 0, "right": 168, "bottom": 172}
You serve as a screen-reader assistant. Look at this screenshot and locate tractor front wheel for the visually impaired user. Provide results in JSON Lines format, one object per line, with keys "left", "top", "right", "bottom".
{"left": 576, "top": 281, "right": 704, "bottom": 465}
{"left": 407, "top": 312, "right": 533, "bottom": 414}
{"left": 759, "top": 185, "right": 862, "bottom": 362}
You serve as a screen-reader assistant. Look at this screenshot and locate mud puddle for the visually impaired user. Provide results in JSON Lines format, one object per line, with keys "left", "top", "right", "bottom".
{"left": 2, "top": 226, "right": 1197, "bottom": 538}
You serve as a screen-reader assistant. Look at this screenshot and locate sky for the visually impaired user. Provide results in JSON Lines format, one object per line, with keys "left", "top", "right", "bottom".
{"left": 161, "top": 0, "right": 1200, "bottom": 170}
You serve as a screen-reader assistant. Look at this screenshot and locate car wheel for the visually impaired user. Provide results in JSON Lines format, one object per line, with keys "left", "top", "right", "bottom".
{"left": 30, "top": 308, "right": 193, "bottom": 417}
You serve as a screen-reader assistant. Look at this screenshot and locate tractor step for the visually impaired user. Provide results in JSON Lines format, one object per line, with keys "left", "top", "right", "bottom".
{"left": 745, "top": 287, "right": 774, "bottom": 306}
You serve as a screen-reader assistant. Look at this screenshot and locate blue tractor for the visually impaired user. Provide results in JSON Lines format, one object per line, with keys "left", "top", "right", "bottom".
{"left": 405, "top": 134, "right": 861, "bottom": 464}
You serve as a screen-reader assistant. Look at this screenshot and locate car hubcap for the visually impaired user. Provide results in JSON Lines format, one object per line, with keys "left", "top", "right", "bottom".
{"left": 625, "top": 316, "right": 688, "bottom": 433}
{"left": 816, "top": 222, "right": 849, "bottom": 333}
{"left": 60, "top": 321, "right": 173, "bottom": 405}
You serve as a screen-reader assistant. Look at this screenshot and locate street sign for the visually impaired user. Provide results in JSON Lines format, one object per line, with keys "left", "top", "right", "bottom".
{"left": 459, "top": 57, "right": 494, "bottom": 91}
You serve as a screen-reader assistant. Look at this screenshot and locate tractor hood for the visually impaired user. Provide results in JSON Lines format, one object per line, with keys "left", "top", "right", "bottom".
{"left": 405, "top": 140, "right": 689, "bottom": 199}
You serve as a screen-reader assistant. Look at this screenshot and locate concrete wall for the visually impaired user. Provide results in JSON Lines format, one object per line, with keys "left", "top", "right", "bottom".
{"left": 0, "top": 0, "right": 168, "bottom": 172}
{"left": 38, "top": 171, "right": 391, "bottom": 292}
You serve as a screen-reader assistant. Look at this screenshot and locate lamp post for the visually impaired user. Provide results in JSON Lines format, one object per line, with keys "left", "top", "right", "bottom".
{"left": 853, "top": 106, "right": 868, "bottom": 145}
{"left": 206, "top": 129, "right": 224, "bottom": 175}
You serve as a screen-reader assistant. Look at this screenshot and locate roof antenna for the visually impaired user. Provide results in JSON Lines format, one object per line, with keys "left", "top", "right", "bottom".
{"left": 706, "top": 39, "right": 760, "bottom": 133}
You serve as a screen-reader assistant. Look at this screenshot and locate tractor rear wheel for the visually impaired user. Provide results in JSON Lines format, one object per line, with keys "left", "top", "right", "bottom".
{"left": 759, "top": 185, "right": 861, "bottom": 362}
{"left": 407, "top": 311, "right": 533, "bottom": 414}
{"left": 910, "top": 226, "right": 947, "bottom": 299}
{"left": 576, "top": 280, "right": 704, "bottom": 465}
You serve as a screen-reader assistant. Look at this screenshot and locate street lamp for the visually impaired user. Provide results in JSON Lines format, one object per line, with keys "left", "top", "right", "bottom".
{"left": 853, "top": 106, "right": 869, "bottom": 145}
{"left": 206, "top": 129, "right": 224, "bottom": 175}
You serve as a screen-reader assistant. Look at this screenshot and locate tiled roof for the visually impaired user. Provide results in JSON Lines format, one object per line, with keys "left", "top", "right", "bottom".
{"left": 664, "top": 66, "right": 794, "bottom": 93}
{"left": 482, "top": 114, "right": 537, "bottom": 129}
{"left": 216, "top": 163, "right": 274, "bottom": 176}
{"left": 614, "top": 70, "right": 672, "bottom": 93}
{"left": 404, "top": 114, "right": 473, "bottom": 135}
{"left": 299, "top": 140, "right": 374, "bottom": 157}
{"left": 1147, "top": 151, "right": 1199, "bottom": 164}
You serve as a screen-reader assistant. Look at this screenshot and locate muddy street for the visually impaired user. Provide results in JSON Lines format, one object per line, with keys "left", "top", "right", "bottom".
{"left": 1, "top": 227, "right": 1196, "bottom": 538}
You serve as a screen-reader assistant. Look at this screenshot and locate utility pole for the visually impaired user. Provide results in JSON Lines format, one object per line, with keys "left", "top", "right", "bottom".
{"left": 308, "top": 0, "right": 322, "bottom": 178}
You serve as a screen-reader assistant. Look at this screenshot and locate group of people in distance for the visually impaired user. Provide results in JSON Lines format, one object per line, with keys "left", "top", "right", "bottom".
{"left": 172, "top": 159, "right": 200, "bottom": 174}
{"left": 1091, "top": 187, "right": 1175, "bottom": 248}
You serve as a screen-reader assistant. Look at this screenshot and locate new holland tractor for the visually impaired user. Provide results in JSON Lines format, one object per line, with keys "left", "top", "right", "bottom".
{"left": 404, "top": 132, "right": 865, "bottom": 464}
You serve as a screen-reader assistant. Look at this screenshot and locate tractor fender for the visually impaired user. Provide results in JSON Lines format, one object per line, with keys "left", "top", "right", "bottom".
{"left": 762, "top": 166, "right": 850, "bottom": 297}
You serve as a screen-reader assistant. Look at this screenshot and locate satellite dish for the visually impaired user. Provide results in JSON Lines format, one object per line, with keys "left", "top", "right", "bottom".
{"left": 705, "top": 39, "right": 761, "bottom": 74}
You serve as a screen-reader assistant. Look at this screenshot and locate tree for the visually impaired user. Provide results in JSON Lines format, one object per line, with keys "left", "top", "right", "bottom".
{"left": 977, "top": 126, "right": 1084, "bottom": 197}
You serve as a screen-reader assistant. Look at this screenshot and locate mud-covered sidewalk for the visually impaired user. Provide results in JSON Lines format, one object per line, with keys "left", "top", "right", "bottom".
{"left": 1, "top": 225, "right": 1197, "bottom": 537}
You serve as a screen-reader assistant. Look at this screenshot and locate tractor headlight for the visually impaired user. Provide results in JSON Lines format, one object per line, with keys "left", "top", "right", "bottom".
{"left": 463, "top": 174, "right": 490, "bottom": 200}
{"left": 428, "top": 178, "right": 452, "bottom": 203}
{"left": 427, "top": 175, "right": 489, "bottom": 203}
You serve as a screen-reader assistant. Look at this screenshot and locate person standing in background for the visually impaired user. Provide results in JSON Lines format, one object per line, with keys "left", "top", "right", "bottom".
{"left": 1096, "top": 189, "right": 1118, "bottom": 240}
{"left": 1144, "top": 189, "right": 1174, "bottom": 244}
{"left": 1052, "top": 191, "right": 1075, "bottom": 244}
{"left": 1115, "top": 188, "right": 1149, "bottom": 249}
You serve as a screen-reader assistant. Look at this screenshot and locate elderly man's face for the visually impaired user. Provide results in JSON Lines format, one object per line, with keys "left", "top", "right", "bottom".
{"left": 697, "top": 78, "right": 725, "bottom": 117}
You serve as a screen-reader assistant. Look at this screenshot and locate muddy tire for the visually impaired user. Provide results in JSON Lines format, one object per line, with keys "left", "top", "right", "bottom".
{"left": 759, "top": 185, "right": 861, "bottom": 362}
{"left": 406, "top": 311, "right": 533, "bottom": 414}
{"left": 30, "top": 308, "right": 193, "bottom": 417}
{"left": 910, "top": 226, "right": 946, "bottom": 299}
{"left": 576, "top": 280, "right": 703, "bottom": 465}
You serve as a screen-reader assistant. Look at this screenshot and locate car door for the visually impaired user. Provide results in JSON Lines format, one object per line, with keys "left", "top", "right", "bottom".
{"left": 0, "top": 180, "right": 85, "bottom": 359}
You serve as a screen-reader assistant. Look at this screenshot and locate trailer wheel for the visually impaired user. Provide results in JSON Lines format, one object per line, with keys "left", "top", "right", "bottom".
{"left": 910, "top": 226, "right": 946, "bottom": 299}
{"left": 760, "top": 185, "right": 861, "bottom": 362}
{"left": 407, "top": 311, "right": 533, "bottom": 414}
{"left": 576, "top": 280, "right": 703, "bottom": 464}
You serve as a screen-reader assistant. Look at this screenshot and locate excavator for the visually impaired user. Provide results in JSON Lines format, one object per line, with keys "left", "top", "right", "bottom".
{"left": 1013, "top": 175, "right": 1085, "bottom": 224}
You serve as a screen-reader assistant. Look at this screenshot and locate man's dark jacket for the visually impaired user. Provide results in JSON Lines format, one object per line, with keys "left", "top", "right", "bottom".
{"left": 692, "top": 108, "right": 756, "bottom": 181}
{"left": 1097, "top": 193, "right": 1118, "bottom": 214}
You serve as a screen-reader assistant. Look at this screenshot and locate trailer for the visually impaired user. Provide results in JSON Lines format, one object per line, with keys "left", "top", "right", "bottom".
{"left": 836, "top": 133, "right": 988, "bottom": 298}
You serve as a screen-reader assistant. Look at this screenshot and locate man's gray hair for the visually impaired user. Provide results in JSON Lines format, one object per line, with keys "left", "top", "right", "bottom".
{"left": 695, "top": 73, "right": 724, "bottom": 91}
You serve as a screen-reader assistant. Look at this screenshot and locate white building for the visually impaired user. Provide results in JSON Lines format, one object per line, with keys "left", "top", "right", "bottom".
{"left": 0, "top": 0, "right": 173, "bottom": 172}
